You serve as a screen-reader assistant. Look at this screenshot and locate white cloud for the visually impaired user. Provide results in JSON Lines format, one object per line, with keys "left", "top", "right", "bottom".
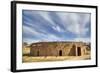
{"left": 23, "top": 11, "right": 90, "bottom": 43}
{"left": 24, "top": 10, "right": 90, "bottom": 37}
{"left": 52, "top": 25, "right": 64, "bottom": 32}
{"left": 39, "top": 34, "right": 62, "bottom": 42}
{"left": 23, "top": 38, "right": 41, "bottom": 44}
{"left": 38, "top": 11, "right": 56, "bottom": 26}
{"left": 56, "top": 12, "right": 90, "bottom": 36}
{"left": 23, "top": 25, "right": 39, "bottom": 35}
{"left": 74, "top": 37, "right": 90, "bottom": 42}
{"left": 24, "top": 21, "right": 48, "bottom": 34}
{"left": 31, "top": 11, "right": 66, "bottom": 33}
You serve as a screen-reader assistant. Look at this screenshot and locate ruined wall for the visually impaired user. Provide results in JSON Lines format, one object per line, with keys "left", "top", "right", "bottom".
{"left": 30, "top": 42, "right": 89, "bottom": 57}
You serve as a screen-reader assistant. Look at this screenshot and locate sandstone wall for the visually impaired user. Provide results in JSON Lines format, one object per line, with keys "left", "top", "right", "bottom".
{"left": 30, "top": 42, "right": 89, "bottom": 56}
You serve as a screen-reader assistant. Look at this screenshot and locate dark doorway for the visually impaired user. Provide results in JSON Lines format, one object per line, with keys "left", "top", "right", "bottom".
{"left": 59, "top": 50, "right": 62, "bottom": 56}
{"left": 37, "top": 51, "right": 39, "bottom": 56}
{"left": 77, "top": 47, "right": 81, "bottom": 56}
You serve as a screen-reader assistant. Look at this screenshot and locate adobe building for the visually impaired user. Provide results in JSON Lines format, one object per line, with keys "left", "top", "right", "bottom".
{"left": 29, "top": 42, "right": 90, "bottom": 57}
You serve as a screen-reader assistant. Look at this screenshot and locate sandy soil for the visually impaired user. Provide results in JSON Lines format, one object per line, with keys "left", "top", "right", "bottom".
{"left": 22, "top": 55, "right": 91, "bottom": 63}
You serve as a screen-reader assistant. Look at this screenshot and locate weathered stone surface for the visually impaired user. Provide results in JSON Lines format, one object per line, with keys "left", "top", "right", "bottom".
{"left": 28, "top": 42, "right": 90, "bottom": 57}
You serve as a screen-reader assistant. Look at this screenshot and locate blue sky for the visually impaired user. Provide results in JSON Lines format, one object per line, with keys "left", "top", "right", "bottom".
{"left": 22, "top": 10, "right": 91, "bottom": 44}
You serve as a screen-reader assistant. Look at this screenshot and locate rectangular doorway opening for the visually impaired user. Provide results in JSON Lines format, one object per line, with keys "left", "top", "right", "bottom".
{"left": 77, "top": 47, "right": 81, "bottom": 56}
{"left": 59, "top": 50, "right": 62, "bottom": 56}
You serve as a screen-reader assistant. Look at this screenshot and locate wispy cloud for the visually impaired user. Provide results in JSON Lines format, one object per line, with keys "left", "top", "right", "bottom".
{"left": 55, "top": 12, "right": 90, "bottom": 36}
{"left": 22, "top": 10, "right": 91, "bottom": 43}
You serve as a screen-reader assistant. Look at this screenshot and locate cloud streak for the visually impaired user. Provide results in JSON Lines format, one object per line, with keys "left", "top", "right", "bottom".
{"left": 22, "top": 10, "right": 91, "bottom": 43}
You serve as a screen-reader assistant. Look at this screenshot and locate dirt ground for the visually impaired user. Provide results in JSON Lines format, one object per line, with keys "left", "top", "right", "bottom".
{"left": 22, "top": 55, "right": 91, "bottom": 63}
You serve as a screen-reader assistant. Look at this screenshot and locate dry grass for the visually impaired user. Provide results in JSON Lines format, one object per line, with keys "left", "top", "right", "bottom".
{"left": 22, "top": 55, "right": 91, "bottom": 63}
